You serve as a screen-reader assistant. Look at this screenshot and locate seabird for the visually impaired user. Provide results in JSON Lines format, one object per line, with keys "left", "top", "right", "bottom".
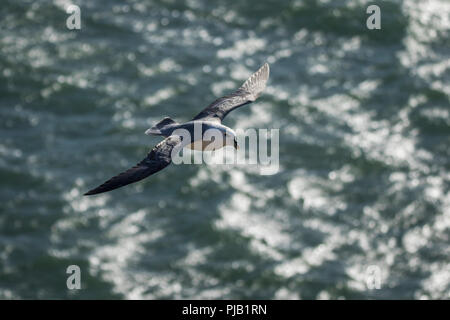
{"left": 84, "top": 62, "right": 270, "bottom": 195}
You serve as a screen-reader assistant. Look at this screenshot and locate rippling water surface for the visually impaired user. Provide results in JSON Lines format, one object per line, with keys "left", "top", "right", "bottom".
{"left": 0, "top": 0, "right": 449, "bottom": 299}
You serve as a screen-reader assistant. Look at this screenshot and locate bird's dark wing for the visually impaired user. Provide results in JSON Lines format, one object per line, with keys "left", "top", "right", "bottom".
{"left": 192, "top": 63, "right": 269, "bottom": 122}
{"left": 84, "top": 135, "right": 182, "bottom": 196}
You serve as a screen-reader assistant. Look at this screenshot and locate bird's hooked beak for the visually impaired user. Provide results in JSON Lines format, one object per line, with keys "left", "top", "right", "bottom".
{"left": 233, "top": 138, "right": 239, "bottom": 150}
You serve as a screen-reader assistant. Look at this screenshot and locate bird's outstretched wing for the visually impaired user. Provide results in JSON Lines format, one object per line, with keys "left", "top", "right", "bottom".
{"left": 84, "top": 135, "right": 182, "bottom": 196}
{"left": 192, "top": 63, "right": 269, "bottom": 122}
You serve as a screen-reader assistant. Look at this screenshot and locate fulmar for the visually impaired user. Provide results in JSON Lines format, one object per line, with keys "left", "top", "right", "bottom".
{"left": 84, "top": 63, "right": 270, "bottom": 195}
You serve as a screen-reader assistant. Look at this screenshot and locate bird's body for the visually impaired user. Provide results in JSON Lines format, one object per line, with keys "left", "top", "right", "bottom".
{"left": 148, "top": 120, "right": 237, "bottom": 150}
{"left": 84, "top": 63, "right": 270, "bottom": 196}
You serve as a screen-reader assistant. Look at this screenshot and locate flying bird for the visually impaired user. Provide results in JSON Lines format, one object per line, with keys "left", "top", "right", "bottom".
{"left": 84, "top": 63, "right": 270, "bottom": 195}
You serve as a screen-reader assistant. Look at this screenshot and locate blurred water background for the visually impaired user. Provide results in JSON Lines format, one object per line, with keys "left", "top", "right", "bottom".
{"left": 0, "top": 0, "right": 449, "bottom": 299}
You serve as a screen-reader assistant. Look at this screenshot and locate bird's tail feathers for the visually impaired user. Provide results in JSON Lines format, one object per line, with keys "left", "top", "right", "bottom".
{"left": 145, "top": 117, "right": 177, "bottom": 135}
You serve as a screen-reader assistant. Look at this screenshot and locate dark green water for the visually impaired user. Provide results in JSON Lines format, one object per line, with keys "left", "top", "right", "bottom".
{"left": 0, "top": 0, "right": 449, "bottom": 299}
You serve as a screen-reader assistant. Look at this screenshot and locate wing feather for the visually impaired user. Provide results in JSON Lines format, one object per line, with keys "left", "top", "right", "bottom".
{"left": 192, "top": 63, "right": 269, "bottom": 122}
{"left": 84, "top": 135, "right": 181, "bottom": 195}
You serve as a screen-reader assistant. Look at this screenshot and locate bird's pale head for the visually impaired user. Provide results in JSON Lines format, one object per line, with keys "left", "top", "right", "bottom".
{"left": 223, "top": 128, "right": 239, "bottom": 150}
{"left": 200, "top": 126, "right": 238, "bottom": 151}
